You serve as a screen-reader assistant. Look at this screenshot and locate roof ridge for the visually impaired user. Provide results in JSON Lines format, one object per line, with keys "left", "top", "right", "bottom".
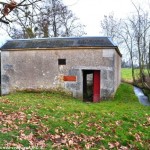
{"left": 6, "top": 36, "right": 112, "bottom": 42}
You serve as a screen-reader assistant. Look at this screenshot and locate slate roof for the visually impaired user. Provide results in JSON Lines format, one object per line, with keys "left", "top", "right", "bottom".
{"left": 1, "top": 36, "right": 116, "bottom": 49}
{"left": 1, "top": 36, "right": 122, "bottom": 56}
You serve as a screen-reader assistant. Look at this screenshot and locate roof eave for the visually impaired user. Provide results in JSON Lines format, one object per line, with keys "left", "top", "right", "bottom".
{"left": 1, "top": 46, "right": 122, "bottom": 57}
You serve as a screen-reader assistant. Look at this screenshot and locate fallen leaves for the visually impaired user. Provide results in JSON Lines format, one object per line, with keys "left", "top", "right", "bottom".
{"left": 5, "top": 141, "right": 23, "bottom": 149}
{"left": 1, "top": 108, "right": 149, "bottom": 150}
{"left": 115, "top": 120, "right": 122, "bottom": 126}
{"left": 0, "top": 92, "right": 150, "bottom": 150}
{"left": 19, "top": 131, "right": 46, "bottom": 148}
{"left": 147, "top": 116, "right": 150, "bottom": 123}
{"left": 108, "top": 141, "right": 120, "bottom": 149}
{"left": 143, "top": 116, "right": 150, "bottom": 126}
{"left": 0, "top": 111, "right": 47, "bottom": 148}
{"left": 0, "top": 110, "right": 104, "bottom": 149}
{"left": 108, "top": 141, "right": 136, "bottom": 150}
{"left": 134, "top": 133, "right": 142, "bottom": 142}
{"left": 48, "top": 131, "right": 104, "bottom": 149}
{"left": 0, "top": 127, "right": 12, "bottom": 133}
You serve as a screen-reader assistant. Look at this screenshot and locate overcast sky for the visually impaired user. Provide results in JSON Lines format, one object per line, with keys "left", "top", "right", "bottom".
{"left": 0, "top": 0, "right": 150, "bottom": 46}
{"left": 63, "top": 0, "right": 150, "bottom": 36}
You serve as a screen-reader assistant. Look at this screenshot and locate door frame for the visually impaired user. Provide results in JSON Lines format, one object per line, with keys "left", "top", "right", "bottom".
{"left": 82, "top": 69, "right": 101, "bottom": 102}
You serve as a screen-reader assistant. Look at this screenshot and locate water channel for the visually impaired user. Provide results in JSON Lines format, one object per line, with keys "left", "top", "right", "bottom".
{"left": 134, "top": 86, "right": 150, "bottom": 106}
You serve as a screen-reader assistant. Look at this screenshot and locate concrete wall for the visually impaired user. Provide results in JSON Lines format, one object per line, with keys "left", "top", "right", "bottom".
{"left": 100, "top": 49, "right": 115, "bottom": 99}
{"left": 1, "top": 48, "right": 121, "bottom": 100}
{"left": 114, "top": 50, "right": 122, "bottom": 93}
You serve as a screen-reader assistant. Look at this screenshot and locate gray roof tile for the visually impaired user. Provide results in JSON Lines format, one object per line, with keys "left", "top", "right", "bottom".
{"left": 1, "top": 37, "right": 117, "bottom": 50}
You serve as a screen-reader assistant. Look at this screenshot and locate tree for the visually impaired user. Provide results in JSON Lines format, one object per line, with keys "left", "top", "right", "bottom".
{"left": 100, "top": 14, "right": 122, "bottom": 45}
{"left": 59, "top": 5, "right": 86, "bottom": 37}
{"left": 127, "top": 2, "right": 150, "bottom": 88}
{"left": 1, "top": 0, "right": 86, "bottom": 38}
{"left": 0, "top": 0, "right": 41, "bottom": 25}
{"left": 100, "top": 2, "right": 150, "bottom": 89}
{"left": 36, "top": 0, "right": 86, "bottom": 37}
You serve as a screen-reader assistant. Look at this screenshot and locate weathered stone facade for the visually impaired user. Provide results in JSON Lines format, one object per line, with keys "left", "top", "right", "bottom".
{"left": 0, "top": 37, "right": 122, "bottom": 101}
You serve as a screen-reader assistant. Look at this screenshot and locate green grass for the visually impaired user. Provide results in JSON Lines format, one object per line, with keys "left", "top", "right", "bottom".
{"left": 121, "top": 68, "right": 141, "bottom": 82}
{"left": 121, "top": 68, "right": 133, "bottom": 81}
{"left": 122, "top": 68, "right": 150, "bottom": 97}
{"left": 121, "top": 68, "right": 150, "bottom": 82}
{"left": 0, "top": 83, "right": 150, "bottom": 149}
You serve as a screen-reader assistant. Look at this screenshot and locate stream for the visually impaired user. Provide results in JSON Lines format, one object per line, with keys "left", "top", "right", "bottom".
{"left": 134, "top": 86, "right": 150, "bottom": 106}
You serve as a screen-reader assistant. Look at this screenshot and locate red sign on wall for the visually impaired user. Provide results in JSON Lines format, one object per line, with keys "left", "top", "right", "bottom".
{"left": 63, "top": 76, "right": 77, "bottom": 81}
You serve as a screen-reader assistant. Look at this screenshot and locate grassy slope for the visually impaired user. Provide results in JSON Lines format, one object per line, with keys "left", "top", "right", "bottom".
{"left": 0, "top": 83, "right": 150, "bottom": 149}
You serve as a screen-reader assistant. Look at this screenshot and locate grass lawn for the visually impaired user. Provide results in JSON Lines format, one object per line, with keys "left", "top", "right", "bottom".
{"left": 121, "top": 68, "right": 140, "bottom": 82}
{"left": 0, "top": 83, "right": 150, "bottom": 149}
{"left": 121, "top": 68, "right": 150, "bottom": 81}
{"left": 121, "top": 68, "right": 133, "bottom": 82}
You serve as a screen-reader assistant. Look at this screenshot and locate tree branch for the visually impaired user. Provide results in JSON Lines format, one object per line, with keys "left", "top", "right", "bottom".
{"left": 0, "top": 0, "right": 41, "bottom": 24}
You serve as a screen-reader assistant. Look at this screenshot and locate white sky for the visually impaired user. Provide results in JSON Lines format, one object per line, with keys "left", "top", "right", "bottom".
{"left": 63, "top": 0, "right": 150, "bottom": 36}
{"left": 0, "top": 0, "right": 150, "bottom": 45}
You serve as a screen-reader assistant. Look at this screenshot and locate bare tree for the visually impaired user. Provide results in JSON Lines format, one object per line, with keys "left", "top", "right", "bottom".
{"left": 100, "top": 2, "right": 150, "bottom": 89}
{"left": 37, "top": 0, "right": 86, "bottom": 37}
{"left": 118, "top": 19, "right": 141, "bottom": 84}
{"left": 0, "top": 0, "right": 41, "bottom": 25}
{"left": 60, "top": 7, "right": 86, "bottom": 37}
{"left": 129, "top": 2, "right": 150, "bottom": 88}
{"left": 100, "top": 14, "right": 122, "bottom": 45}
{"left": 1, "top": 0, "right": 86, "bottom": 38}
{"left": 0, "top": 0, "right": 42, "bottom": 39}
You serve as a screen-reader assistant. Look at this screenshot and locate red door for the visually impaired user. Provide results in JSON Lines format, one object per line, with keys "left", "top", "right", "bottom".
{"left": 93, "top": 70, "right": 100, "bottom": 102}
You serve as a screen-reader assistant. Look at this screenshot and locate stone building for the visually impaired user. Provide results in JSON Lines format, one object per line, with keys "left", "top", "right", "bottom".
{"left": 0, "top": 37, "right": 122, "bottom": 102}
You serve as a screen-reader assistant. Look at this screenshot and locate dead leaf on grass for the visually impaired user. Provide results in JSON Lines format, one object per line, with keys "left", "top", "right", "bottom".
{"left": 135, "top": 133, "right": 141, "bottom": 142}
{"left": 108, "top": 141, "right": 120, "bottom": 149}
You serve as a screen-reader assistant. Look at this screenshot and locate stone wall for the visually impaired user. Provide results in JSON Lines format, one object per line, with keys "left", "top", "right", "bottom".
{"left": 1, "top": 48, "right": 121, "bottom": 100}
{"left": 114, "top": 50, "right": 121, "bottom": 93}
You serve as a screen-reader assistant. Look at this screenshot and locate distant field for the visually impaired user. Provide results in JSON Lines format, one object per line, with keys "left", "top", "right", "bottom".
{"left": 121, "top": 68, "right": 133, "bottom": 82}
{"left": 121, "top": 68, "right": 150, "bottom": 82}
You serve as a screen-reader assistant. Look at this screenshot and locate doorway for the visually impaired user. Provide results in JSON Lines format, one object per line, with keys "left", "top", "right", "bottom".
{"left": 83, "top": 70, "right": 100, "bottom": 102}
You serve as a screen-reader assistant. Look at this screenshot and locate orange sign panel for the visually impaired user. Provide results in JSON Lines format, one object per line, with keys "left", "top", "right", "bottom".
{"left": 63, "top": 76, "right": 77, "bottom": 81}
